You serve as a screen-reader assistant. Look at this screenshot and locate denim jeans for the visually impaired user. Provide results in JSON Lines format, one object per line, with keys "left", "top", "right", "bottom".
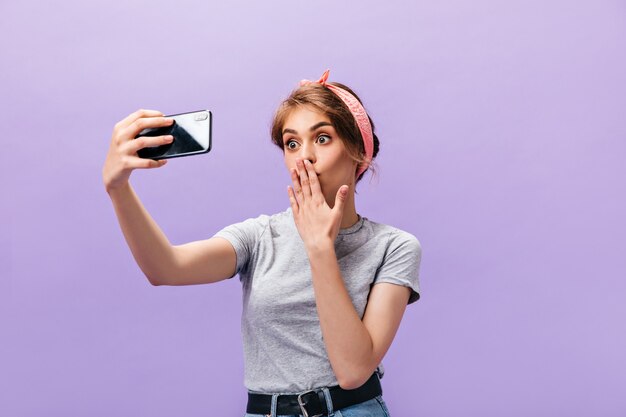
{"left": 243, "top": 393, "right": 391, "bottom": 417}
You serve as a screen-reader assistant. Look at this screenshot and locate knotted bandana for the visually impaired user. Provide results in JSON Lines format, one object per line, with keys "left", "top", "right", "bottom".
{"left": 299, "top": 69, "right": 374, "bottom": 178}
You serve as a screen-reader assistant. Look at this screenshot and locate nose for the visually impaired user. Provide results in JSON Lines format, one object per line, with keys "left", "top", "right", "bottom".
{"left": 300, "top": 142, "right": 316, "bottom": 165}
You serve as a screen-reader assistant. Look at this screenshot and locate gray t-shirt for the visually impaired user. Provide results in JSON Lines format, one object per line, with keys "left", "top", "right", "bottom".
{"left": 214, "top": 207, "right": 421, "bottom": 393}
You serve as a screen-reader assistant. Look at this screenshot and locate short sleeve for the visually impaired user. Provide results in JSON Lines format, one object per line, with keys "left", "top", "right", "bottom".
{"left": 374, "top": 230, "right": 422, "bottom": 304}
{"left": 212, "top": 215, "right": 269, "bottom": 278}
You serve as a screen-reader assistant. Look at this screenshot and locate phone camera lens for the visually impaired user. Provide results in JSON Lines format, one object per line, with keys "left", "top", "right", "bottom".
{"left": 194, "top": 112, "right": 208, "bottom": 121}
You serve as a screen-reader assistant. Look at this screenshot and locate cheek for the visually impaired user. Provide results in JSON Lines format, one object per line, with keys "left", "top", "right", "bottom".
{"left": 326, "top": 149, "right": 351, "bottom": 167}
{"left": 284, "top": 156, "right": 295, "bottom": 173}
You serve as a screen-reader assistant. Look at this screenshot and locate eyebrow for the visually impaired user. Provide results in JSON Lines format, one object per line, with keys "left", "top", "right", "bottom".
{"left": 282, "top": 121, "right": 333, "bottom": 136}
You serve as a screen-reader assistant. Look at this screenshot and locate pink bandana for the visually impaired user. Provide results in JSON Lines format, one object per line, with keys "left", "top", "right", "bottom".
{"left": 299, "top": 69, "right": 374, "bottom": 178}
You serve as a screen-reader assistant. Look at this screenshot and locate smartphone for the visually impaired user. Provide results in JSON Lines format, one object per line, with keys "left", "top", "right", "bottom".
{"left": 135, "top": 110, "right": 212, "bottom": 160}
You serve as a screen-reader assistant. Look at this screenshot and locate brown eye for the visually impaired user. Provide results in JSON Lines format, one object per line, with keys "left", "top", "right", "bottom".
{"left": 316, "top": 134, "right": 331, "bottom": 144}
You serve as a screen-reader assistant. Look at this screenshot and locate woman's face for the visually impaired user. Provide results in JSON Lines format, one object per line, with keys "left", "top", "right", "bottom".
{"left": 281, "top": 106, "right": 358, "bottom": 200}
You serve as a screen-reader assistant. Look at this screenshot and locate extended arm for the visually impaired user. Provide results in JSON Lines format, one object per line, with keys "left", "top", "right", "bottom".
{"left": 107, "top": 181, "right": 236, "bottom": 286}
{"left": 103, "top": 109, "right": 236, "bottom": 286}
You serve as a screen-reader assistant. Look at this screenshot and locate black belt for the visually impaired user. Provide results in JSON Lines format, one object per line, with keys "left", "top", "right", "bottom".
{"left": 246, "top": 373, "right": 382, "bottom": 417}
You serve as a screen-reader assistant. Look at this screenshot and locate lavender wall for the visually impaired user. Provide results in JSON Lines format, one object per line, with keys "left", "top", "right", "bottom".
{"left": 1, "top": 0, "right": 625, "bottom": 416}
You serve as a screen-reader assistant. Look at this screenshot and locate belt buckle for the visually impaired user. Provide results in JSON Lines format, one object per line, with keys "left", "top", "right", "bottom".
{"left": 297, "top": 389, "right": 325, "bottom": 417}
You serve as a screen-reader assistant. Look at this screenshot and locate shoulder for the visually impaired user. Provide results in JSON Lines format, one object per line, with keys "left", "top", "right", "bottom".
{"left": 213, "top": 208, "right": 294, "bottom": 274}
{"left": 363, "top": 218, "right": 422, "bottom": 255}
{"left": 225, "top": 207, "right": 291, "bottom": 230}
{"left": 214, "top": 208, "right": 294, "bottom": 244}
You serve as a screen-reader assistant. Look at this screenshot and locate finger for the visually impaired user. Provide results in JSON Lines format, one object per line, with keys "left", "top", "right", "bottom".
{"left": 124, "top": 156, "right": 168, "bottom": 170}
{"left": 122, "top": 116, "right": 175, "bottom": 141}
{"left": 334, "top": 185, "right": 349, "bottom": 211}
{"left": 287, "top": 186, "right": 299, "bottom": 214}
{"left": 304, "top": 160, "right": 323, "bottom": 200}
{"left": 116, "top": 109, "right": 164, "bottom": 130}
{"left": 296, "top": 159, "right": 311, "bottom": 199}
{"left": 124, "top": 135, "right": 174, "bottom": 154}
{"left": 290, "top": 168, "right": 304, "bottom": 205}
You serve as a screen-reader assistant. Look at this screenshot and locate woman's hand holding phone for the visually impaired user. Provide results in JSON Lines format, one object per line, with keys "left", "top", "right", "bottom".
{"left": 102, "top": 109, "right": 174, "bottom": 192}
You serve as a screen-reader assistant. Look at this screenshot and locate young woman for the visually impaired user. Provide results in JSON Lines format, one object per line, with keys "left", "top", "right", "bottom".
{"left": 102, "top": 70, "right": 422, "bottom": 417}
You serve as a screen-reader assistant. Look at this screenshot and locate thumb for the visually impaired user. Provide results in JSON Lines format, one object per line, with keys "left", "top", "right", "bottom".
{"left": 334, "top": 185, "right": 349, "bottom": 211}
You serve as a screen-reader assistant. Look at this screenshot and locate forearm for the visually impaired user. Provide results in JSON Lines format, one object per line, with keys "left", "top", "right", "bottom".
{"left": 107, "top": 181, "right": 176, "bottom": 285}
{"left": 308, "top": 245, "right": 377, "bottom": 389}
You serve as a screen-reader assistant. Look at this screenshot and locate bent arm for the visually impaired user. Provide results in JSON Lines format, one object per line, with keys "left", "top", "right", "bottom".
{"left": 107, "top": 181, "right": 236, "bottom": 286}
{"left": 309, "top": 246, "right": 410, "bottom": 390}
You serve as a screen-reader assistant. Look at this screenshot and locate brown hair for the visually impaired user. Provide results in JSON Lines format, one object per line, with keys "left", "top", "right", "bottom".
{"left": 270, "top": 81, "right": 380, "bottom": 183}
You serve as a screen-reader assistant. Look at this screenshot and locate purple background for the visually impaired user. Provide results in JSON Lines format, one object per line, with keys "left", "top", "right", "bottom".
{"left": 1, "top": 0, "right": 625, "bottom": 416}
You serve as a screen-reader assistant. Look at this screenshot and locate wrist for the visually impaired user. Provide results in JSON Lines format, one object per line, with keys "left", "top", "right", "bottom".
{"left": 306, "top": 240, "right": 335, "bottom": 258}
{"left": 106, "top": 180, "right": 131, "bottom": 198}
